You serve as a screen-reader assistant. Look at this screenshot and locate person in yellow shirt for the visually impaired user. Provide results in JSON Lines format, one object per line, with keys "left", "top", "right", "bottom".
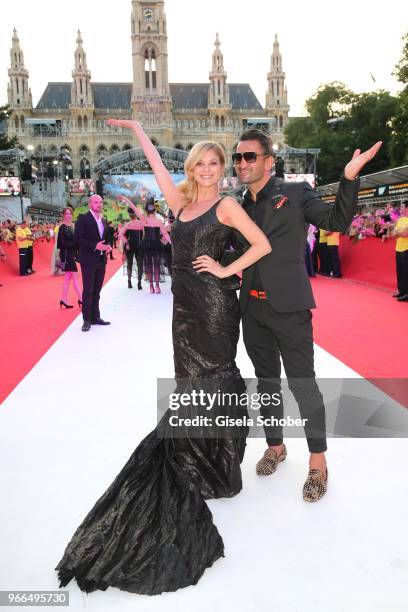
{"left": 393, "top": 209, "right": 408, "bottom": 302}
{"left": 24, "top": 219, "right": 36, "bottom": 274}
{"left": 326, "top": 231, "right": 342, "bottom": 278}
{"left": 15, "top": 219, "right": 30, "bottom": 276}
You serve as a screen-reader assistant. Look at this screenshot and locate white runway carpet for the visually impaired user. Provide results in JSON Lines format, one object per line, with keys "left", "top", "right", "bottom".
{"left": 1, "top": 271, "right": 407, "bottom": 611}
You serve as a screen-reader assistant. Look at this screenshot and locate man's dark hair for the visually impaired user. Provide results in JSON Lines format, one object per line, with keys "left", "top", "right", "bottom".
{"left": 239, "top": 129, "right": 274, "bottom": 156}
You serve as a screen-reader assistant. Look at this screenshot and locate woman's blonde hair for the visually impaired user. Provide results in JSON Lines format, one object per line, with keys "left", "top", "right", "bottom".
{"left": 178, "top": 141, "right": 225, "bottom": 206}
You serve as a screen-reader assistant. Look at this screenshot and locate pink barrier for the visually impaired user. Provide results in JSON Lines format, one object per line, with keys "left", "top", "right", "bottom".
{"left": 339, "top": 236, "right": 396, "bottom": 291}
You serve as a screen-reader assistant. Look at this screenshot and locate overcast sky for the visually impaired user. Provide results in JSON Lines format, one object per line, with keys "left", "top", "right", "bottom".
{"left": 0, "top": 0, "right": 407, "bottom": 116}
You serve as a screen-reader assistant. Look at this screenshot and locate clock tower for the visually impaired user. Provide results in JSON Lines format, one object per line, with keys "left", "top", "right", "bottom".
{"left": 131, "top": 0, "right": 172, "bottom": 143}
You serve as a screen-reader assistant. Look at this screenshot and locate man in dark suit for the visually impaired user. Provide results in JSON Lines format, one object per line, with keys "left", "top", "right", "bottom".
{"left": 75, "top": 194, "right": 112, "bottom": 332}
{"left": 234, "top": 129, "right": 381, "bottom": 502}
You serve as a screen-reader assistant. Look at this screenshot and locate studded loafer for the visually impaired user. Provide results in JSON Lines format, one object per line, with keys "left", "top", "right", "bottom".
{"left": 302, "top": 468, "right": 328, "bottom": 502}
{"left": 256, "top": 444, "right": 287, "bottom": 476}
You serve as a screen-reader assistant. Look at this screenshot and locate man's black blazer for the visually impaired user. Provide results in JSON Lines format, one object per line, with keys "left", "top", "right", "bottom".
{"left": 74, "top": 211, "right": 109, "bottom": 266}
{"left": 239, "top": 175, "right": 359, "bottom": 313}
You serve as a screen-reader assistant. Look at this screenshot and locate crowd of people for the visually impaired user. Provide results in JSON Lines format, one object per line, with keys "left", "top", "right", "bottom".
{"left": 1, "top": 198, "right": 407, "bottom": 300}
{"left": 348, "top": 202, "right": 407, "bottom": 242}
{"left": 0, "top": 219, "right": 61, "bottom": 244}
{"left": 301, "top": 202, "right": 408, "bottom": 300}
{"left": 0, "top": 199, "right": 175, "bottom": 296}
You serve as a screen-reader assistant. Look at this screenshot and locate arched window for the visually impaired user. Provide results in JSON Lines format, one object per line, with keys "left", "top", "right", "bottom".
{"left": 16, "top": 79, "right": 19, "bottom": 94}
{"left": 97, "top": 144, "right": 107, "bottom": 157}
{"left": 80, "top": 157, "right": 91, "bottom": 179}
{"left": 221, "top": 116, "right": 225, "bottom": 128}
{"left": 279, "top": 116, "right": 283, "bottom": 128}
{"left": 83, "top": 116, "right": 88, "bottom": 129}
{"left": 79, "top": 144, "right": 90, "bottom": 157}
{"left": 151, "top": 138, "right": 159, "bottom": 147}
{"left": 122, "top": 143, "right": 132, "bottom": 151}
{"left": 276, "top": 80, "right": 280, "bottom": 96}
{"left": 215, "top": 116, "right": 219, "bottom": 128}
{"left": 78, "top": 116, "right": 83, "bottom": 129}
{"left": 109, "top": 144, "right": 120, "bottom": 155}
{"left": 144, "top": 46, "right": 157, "bottom": 91}
{"left": 14, "top": 116, "right": 19, "bottom": 130}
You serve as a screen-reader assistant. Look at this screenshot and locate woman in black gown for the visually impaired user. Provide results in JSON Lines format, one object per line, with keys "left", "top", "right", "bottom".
{"left": 119, "top": 206, "right": 145, "bottom": 290}
{"left": 56, "top": 120, "right": 271, "bottom": 595}
{"left": 140, "top": 198, "right": 170, "bottom": 294}
{"left": 57, "top": 207, "right": 82, "bottom": 309}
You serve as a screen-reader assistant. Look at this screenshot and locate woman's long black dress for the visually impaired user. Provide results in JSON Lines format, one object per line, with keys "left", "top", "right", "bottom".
{"left": 123, "top": 228, "right": 143, "bottom": 282}
{"left": 142, "top": 225, "right": 163, "bottom": 284}
{"left": 56, "top": 201, "right": 247, "bottom": 595}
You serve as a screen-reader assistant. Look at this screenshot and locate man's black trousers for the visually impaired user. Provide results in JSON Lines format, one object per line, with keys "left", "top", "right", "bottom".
{"left": 80, "top": 259, "right": 106, "bottom": 323}
{"left": 396, "top": 250, "right": 408, "bottom": 296}
{"left": 242, "top": 298, "right": 327, "bottom": 453}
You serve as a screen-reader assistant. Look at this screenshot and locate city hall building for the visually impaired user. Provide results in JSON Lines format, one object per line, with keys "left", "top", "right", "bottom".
{"left": 5, "top": 0, "right": 290, "bottom": 177}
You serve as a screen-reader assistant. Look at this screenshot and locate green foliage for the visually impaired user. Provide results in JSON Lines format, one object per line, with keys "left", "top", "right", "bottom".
{"left": 285, "top": 34, "right": 408, "bottom": 182}
{"left": 393, "top": 33, "right": 408, "bottom": 84}
{"left": 390, "top": 32, "right": 408, "bottom": 165}
{"left": 284, "top": 83, "right": 397, "bottom": 184}
{"left": 390, "top": 89, "right": 408, "bottom": 166}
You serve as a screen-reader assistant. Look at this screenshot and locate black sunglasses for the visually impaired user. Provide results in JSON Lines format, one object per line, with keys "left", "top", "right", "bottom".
{"left": 232, "top": 152, "right": 271, "bottom": 164}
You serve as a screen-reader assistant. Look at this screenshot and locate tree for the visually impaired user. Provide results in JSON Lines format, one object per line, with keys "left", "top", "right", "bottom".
{"left": 284, "top": 83, "right": 396, "bottom": 184}
{"left": 390, "top": 32, "right": 408, "bottom": 166}
{"left": 285, "top": 83, "right": 354, "bottom": 184}
{"left": 393, "top": 32, "right": 408, "bottom": 84}
{"left": 0, "top": 105, "right": 18, "bottom": 151}
{"left": 345, "top": 91, "right": 397, "bottom": 174}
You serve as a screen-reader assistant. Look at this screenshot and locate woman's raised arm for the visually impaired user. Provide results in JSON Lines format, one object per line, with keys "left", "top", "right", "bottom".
{"left": 117, "top": 195, "right": 146, "bottom": 222}
{"left": 106, "top": 119, "right": 183, "bottom": 214}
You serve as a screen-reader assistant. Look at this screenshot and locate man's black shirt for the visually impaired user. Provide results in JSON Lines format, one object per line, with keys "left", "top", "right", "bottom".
{"left": 243, "top": 176, "right": 276, "bottom": 291}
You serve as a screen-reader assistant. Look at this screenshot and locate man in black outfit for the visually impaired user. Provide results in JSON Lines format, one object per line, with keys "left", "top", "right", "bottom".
{"left": 75, "top": 195, "right": 112, "bottom": 332}
{"left": 234, "top": 129, "right": 381, "bottom": 502}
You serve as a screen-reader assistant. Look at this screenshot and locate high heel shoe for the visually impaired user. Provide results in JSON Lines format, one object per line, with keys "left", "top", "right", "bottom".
{"left": 150, "top": 285, "right": 155, "bottom": 294}
{"left": 60, "top": 300, "right": 74, "bottom": 309}
{"left": 155, "top": 285, "right": 161, "bottom": 294}
{"left": 78, "top": 300, "right": 83, "bottom": 308}
{"left": 137, "top": 281, "right": 142, "bottom": 290}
